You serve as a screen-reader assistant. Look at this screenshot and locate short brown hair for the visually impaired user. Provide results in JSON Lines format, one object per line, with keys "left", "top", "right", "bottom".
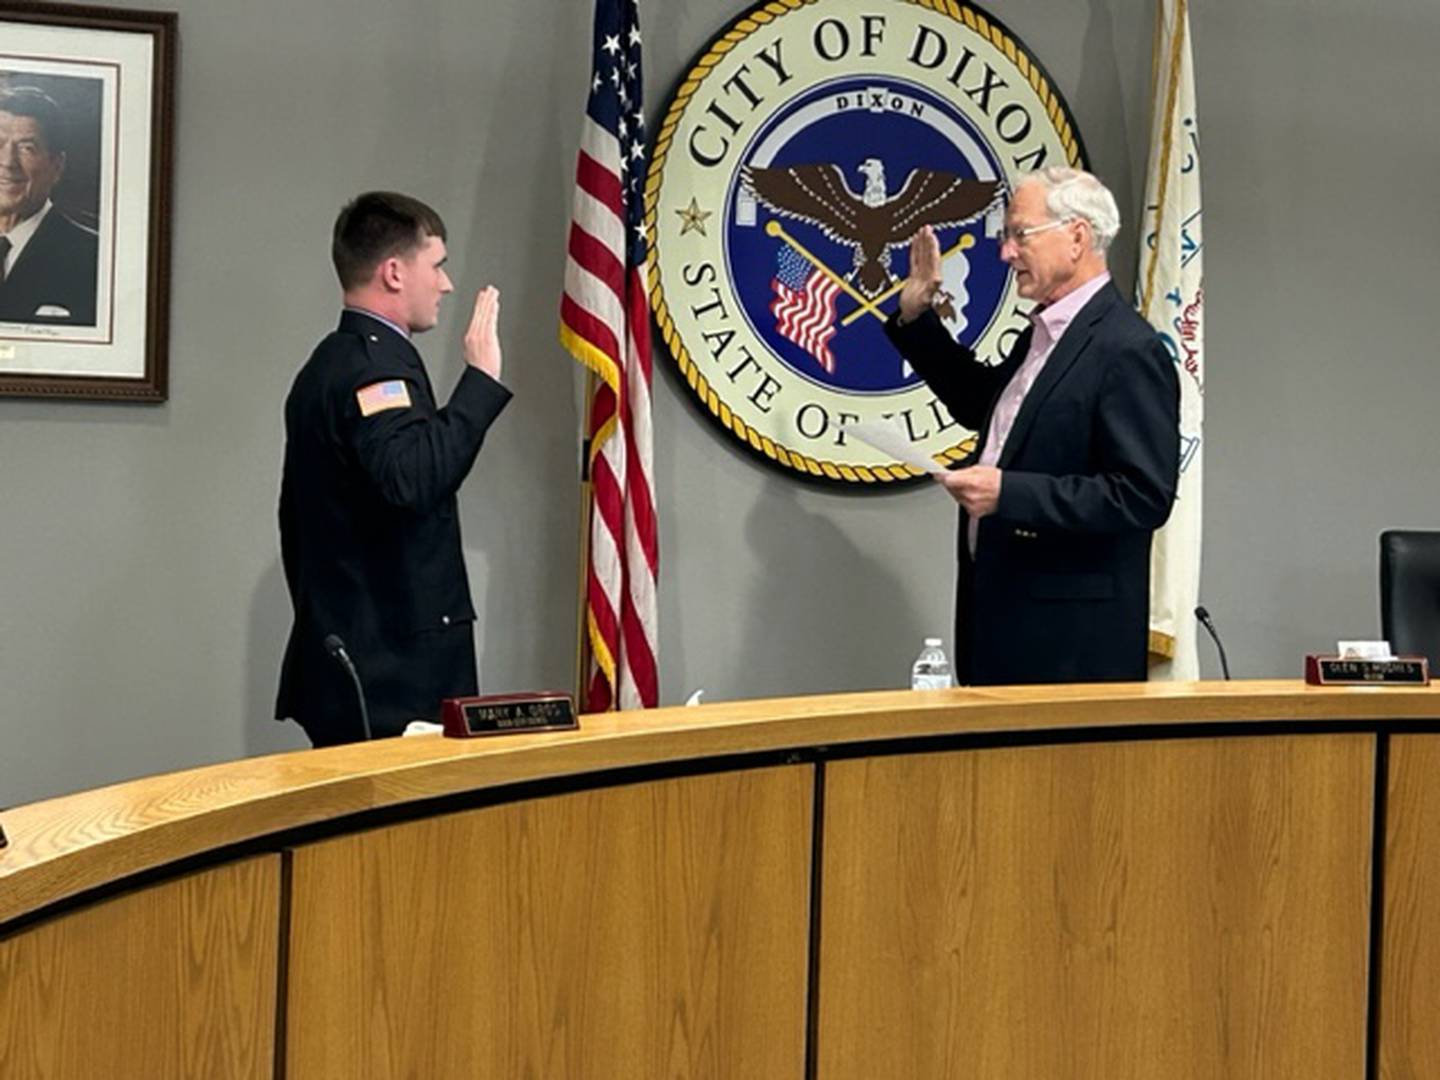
{"left": 331, "top": 191, "right": 446, "bottom": 290}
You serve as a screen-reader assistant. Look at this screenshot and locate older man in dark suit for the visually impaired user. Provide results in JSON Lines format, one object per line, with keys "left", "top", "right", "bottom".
{"left": 0, "top": 86, "right": 99, "bottom": 326}
{"left": 885, "top": 167, "right": 1180, "bottom": 685}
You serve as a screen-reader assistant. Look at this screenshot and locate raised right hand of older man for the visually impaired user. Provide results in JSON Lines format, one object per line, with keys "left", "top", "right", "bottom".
{"left": 897, "top": 225, "right": 944, "bottom": 324}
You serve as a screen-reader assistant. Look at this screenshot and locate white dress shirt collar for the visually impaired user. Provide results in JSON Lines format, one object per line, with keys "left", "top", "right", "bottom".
{"left": 0, "top": 200, "right": 53, "bottom": 278}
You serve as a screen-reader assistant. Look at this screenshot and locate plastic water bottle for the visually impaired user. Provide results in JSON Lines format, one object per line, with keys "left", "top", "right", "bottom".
{"left": 911, "top": 637, "right": 953, "bottom": 690}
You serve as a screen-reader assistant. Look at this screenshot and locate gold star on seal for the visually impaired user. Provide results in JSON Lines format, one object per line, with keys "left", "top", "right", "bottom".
{"left": 676, "top": 197, "right": 712, "bottom": 237}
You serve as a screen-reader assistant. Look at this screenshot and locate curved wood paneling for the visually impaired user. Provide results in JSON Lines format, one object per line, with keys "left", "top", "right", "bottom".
{"left": 3, "top": 681, "right": 1435, "bottom": 925}
{"left": 0, "top": 855, "right": 279, "bottom": 1079}
{"left": 285, "top": 765, "right": 812, "bottom": 1078}
{"left": 817, "top": 736, "right": 1374, "bottom": 1079}
{"left": 1381, "top": 734, "right": 1440, "bottom": 1079}
{"left": 2, "top": 683, "right": 1440, "bottom": 1080}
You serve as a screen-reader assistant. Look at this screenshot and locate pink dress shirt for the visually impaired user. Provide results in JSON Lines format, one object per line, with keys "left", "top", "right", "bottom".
{"left": 968, "top": 271, "right": 1111, "bottom": 554}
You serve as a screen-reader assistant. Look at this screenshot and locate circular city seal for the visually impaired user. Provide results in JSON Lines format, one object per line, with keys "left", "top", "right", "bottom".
{"left": 646, "top": 0, "right": 1088, "bottom": 486}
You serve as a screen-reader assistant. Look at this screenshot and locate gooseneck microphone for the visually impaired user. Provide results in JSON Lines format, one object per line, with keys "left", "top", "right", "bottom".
{"left": 1194, "top": 605, "right": 1232, "bottom": 681}
{"left": 324, "top": 634, "right": 373, "bottom": 741}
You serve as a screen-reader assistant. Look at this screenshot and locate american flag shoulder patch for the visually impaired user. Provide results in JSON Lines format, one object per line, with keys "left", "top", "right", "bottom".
{"left": 356, "top": 379, "right": 411, "bottom": 417}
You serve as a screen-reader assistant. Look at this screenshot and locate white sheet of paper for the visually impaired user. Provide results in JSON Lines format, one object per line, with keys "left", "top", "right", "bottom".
{"left": 841, "top": 419, "right": 946, "bottom": 474}
{"left": 1337, "top": 640, "right": 1394, "bottom": 661}
{"left": 403, "top": 720, "right": 444, "bottom": 736}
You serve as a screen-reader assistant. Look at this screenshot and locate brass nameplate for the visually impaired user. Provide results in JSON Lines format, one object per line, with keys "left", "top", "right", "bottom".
{"left": 1305, "top": 655, "right": 1429, "bottom": 686}
{"left": 441, "top": 692, "right": 578, "bottom": 738}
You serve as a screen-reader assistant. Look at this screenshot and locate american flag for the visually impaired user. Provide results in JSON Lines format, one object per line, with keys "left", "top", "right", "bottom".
{"left": 771, "top": 245, "right": 840, "bottom": 373}
{"left": 559, "top": 0, "right": 658, "bottom": 712}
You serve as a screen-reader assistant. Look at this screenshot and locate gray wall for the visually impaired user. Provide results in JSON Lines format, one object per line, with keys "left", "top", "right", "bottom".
{"left": 2, "top": 0, "right": 1435, "bottom": 807}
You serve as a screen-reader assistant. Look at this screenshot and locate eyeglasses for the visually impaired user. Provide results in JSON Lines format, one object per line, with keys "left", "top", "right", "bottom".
{"left": 997, "top": 218, "right": 1075, "bottom": 247}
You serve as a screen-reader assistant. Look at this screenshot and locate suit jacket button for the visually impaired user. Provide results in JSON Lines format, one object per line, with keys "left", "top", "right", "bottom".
{"left": 441, "top": 615, "right": 451, "bottom": 626}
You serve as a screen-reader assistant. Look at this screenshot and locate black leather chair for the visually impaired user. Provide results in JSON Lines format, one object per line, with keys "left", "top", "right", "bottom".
{"left": 1380, "top": 530, "right": 1440, "bottom": 671}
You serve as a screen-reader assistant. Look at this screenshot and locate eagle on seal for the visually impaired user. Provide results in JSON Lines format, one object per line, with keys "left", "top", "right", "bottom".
{"left": 742, "top": 158, "right": 1003, "bottom": 299}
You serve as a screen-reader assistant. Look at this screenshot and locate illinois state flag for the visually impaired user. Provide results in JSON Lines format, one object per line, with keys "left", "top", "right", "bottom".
{"left": 1137, "top": 0, "right": 1204, "bottom": 679}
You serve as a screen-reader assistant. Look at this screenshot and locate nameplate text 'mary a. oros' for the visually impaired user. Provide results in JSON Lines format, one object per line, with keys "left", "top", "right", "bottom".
{"left": 440, "top": 692, "right": 579, "bottom": 738}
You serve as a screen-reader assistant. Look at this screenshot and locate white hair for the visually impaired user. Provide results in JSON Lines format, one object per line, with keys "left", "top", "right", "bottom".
{"left": 1017, "top": 167, "right": 1121, "bottom": 252}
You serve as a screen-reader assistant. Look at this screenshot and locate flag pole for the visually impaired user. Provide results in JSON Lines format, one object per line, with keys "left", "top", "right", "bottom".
{"left": 574, "top": 367, "right": 596, "bottom": 708}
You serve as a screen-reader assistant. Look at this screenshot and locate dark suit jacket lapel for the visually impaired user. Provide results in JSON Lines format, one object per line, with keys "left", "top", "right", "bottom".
{"left": 967, "top": 323, "right": 1034, "bottom": 464}
{"left": 5, "top": 208, "right": 59, "bottom": 281}
{"left": 997, "top": 282, "right": 1119, "bottom": 470}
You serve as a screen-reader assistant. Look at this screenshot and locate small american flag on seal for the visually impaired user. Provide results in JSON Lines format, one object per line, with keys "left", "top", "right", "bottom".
{"left": 355, "top": 379, "right": 411, "bottom": 417}
{"left": 770, "top": 246, "right": 840, "bottom": 373}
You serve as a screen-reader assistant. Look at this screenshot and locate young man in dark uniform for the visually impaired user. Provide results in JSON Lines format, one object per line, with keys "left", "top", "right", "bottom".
{"left": 276, "top": 192, "right": 511, "bottom": 746}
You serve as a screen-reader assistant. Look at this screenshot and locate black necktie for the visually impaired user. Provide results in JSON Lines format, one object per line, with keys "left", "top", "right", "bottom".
{"left": 0, "top": 235, "right": 10, "bottom": 282}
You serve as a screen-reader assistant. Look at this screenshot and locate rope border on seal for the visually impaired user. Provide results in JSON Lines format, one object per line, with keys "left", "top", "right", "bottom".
{"left": 644, "top": 0, "right": 1084, "bottom": 484}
